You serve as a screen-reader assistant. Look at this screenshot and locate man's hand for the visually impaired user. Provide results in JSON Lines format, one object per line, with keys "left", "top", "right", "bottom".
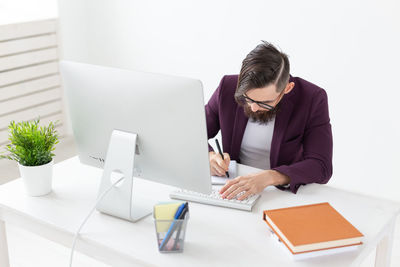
{"left": 219, "top": 170, "right": 290, "bottom": 200}
{"left": 209, "top": 151, "right": 230, "bottom": 176}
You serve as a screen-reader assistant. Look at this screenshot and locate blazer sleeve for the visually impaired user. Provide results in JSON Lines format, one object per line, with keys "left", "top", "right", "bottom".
{"left": 205, "top": 76, "right": 226, "bottom": 152}
{"left": 273, "top": 89, "right": 333, "bottom": 194}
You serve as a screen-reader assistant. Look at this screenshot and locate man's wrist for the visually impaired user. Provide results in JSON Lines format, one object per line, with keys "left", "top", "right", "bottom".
{"left": 269, "top": 170, "right": 290, "bottom": 186}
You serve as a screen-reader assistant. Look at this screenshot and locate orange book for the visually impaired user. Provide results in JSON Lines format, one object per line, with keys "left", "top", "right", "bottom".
{"left": 263, "top": 202, "right": 364, "bottom": 254}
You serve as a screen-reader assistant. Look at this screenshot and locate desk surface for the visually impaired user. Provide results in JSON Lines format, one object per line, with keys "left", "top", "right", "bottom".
{"left": 0, "top": 157, "right": 399, "bottom": 267}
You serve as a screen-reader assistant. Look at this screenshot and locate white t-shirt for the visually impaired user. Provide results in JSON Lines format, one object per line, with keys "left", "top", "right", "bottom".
{"left": 239, "top": 117, "right": 275, "bottom": 170}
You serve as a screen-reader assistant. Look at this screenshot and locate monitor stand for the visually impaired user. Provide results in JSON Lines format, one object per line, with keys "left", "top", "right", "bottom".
{"left": 96, "top": 130, "right": 152, "bottom": 222}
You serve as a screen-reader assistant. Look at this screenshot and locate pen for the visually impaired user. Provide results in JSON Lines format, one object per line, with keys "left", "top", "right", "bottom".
{"left": 215, "top": 139, "right": 229, "bottom": 178}
{"left": 172, "top": 203, "right": 189, "bottom": 250}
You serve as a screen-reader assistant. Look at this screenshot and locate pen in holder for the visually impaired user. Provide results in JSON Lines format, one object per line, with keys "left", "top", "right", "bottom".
{"left": 154, "top": 211, "right": 190, "bottom": 253}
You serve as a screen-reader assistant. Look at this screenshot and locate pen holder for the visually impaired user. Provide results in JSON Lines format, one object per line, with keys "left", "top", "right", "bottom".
{"left": 153, "top": 212, "right": 190, "bottom": 253}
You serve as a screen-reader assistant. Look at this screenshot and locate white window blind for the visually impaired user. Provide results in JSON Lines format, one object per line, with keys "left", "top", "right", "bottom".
{"left": 0, "top": 19, "right": 65, "bottom": 145}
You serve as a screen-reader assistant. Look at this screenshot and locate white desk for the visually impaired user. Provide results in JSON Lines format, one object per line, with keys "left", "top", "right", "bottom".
{"left": 0, "top": 157, "right": 399, "bottom": 267}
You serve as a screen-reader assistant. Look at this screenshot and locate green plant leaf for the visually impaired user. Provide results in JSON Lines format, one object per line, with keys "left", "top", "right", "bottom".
{"left": 0, "top": 119, "right": 59, "bottom": 166}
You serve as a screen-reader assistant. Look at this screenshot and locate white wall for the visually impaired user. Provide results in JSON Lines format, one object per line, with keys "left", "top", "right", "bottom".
{"left": 58, "top": 0, "right": 400, "bottom": 201}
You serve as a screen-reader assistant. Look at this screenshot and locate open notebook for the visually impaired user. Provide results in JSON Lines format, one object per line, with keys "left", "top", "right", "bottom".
{"left": 211, "top": 160, "right": 237, "bottom": 185}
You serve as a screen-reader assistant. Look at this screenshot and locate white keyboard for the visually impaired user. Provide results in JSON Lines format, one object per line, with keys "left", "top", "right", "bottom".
{"left": 170, "top": 189, "right": 260, "bottom": 211}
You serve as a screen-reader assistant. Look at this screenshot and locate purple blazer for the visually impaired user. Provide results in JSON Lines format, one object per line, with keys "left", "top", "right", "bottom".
{"left": 205, "top": 75, "right": 333, "bottom": 194}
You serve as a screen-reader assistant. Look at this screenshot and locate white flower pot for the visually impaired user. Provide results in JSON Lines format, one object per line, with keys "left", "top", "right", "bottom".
{"left": 18, "top": 160, "right": 53, "bottom": 196}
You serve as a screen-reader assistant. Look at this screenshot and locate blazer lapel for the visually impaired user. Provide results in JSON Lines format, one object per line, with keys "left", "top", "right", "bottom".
{"left": 230, "top": 105, "right": 248, "bottom": 161}
{"left": 270, "top": 97, "right": 294, "bottom": 168}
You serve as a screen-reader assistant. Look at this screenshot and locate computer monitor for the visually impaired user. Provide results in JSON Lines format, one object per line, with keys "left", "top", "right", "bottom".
{"left": 60, "top": 61, "right": 212, "bottom": 221}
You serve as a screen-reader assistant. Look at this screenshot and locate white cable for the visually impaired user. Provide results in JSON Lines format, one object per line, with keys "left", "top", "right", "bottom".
{"left": 69, "top": 177, "right": 125, "bottom": 267}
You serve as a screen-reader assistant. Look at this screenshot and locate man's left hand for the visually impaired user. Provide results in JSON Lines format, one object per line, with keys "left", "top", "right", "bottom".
{"left": 219, "top": 170, "right": 290, "bottom": 200}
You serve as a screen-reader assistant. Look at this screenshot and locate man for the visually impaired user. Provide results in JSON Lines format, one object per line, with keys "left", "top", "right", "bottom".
{"left": 206, "top": 41, "right": 333, "bottom": 200}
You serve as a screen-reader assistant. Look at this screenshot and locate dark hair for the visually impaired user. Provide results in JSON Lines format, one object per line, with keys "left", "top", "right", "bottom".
{"left": 235, "top": 41, "right": 290, "bottom": 103}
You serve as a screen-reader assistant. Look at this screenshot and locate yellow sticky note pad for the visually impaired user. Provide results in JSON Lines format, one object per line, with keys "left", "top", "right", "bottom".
{"left": 154, "top": 202, "right": 182, "bottom": 232}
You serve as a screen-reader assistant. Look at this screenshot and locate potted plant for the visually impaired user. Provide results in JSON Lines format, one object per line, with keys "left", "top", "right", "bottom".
{"left": 0, "top": 119, "right": 59, "bottom": 196}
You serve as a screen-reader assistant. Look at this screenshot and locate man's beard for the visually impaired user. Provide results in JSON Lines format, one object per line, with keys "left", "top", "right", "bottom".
{"left": 243, "top": 104, "right": 280, "bottom": 124}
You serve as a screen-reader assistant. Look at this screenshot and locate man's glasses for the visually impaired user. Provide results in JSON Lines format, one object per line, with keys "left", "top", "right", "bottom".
{"left": 242, "top": 90, "right": 284, "bottom": 110}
